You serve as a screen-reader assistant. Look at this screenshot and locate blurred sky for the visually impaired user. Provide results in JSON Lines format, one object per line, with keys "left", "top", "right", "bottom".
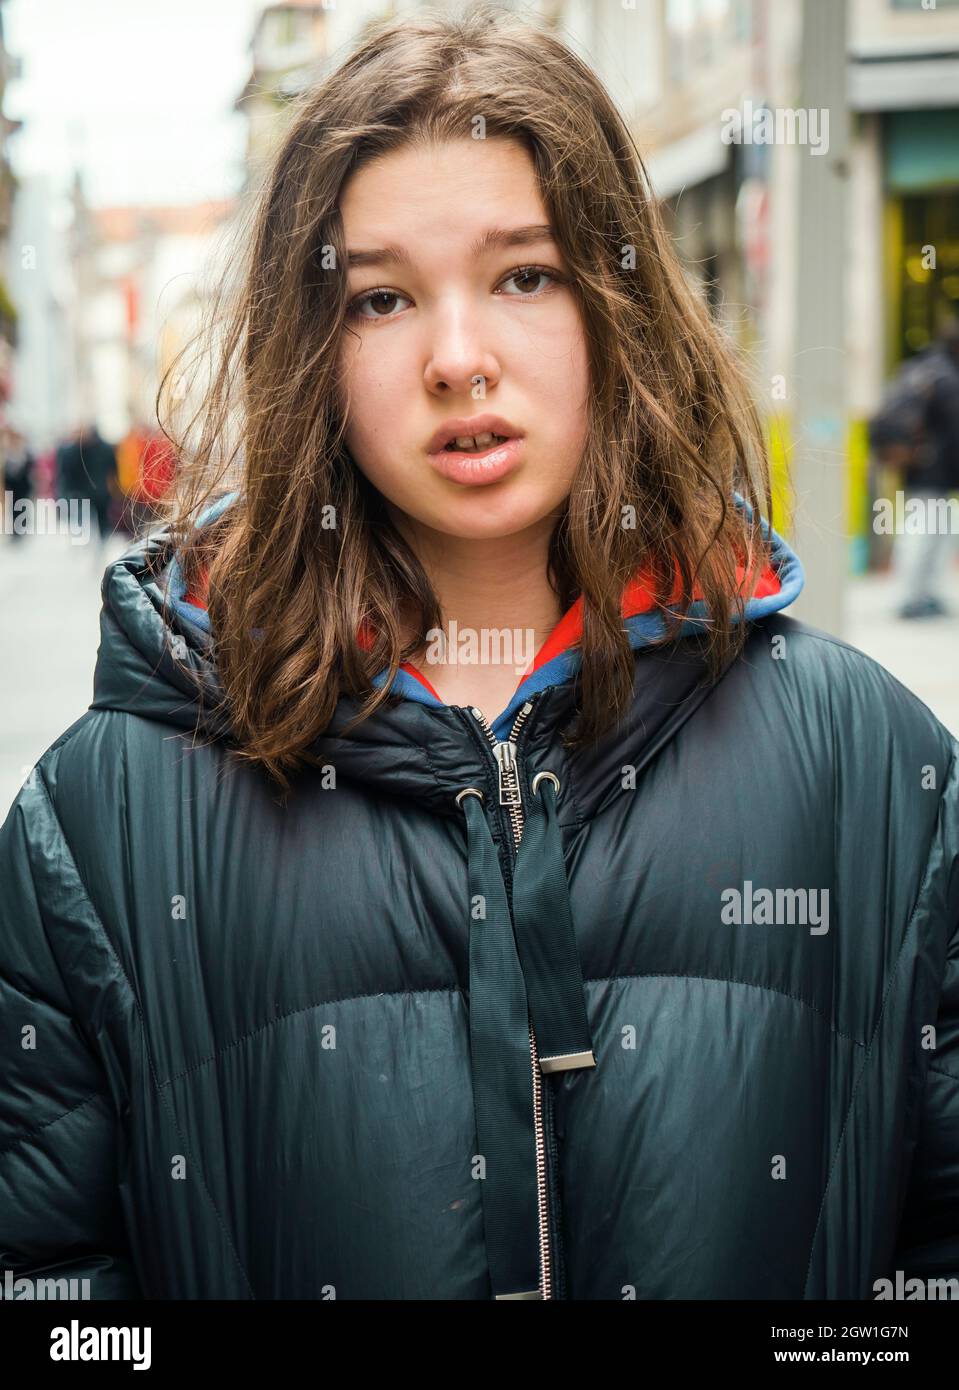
{"left": 4, "top": 0, "right": 267, "bottom": 206}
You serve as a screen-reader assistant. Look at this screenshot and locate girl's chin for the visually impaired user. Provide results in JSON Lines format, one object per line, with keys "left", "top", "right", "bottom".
{"left": 416, "top": 504, "right": 561, "bottom": 543}
{"left": 383, "top": 484, "right": 569, "bottom": 544}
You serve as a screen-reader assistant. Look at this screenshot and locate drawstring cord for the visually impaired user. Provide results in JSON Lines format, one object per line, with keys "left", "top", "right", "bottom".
{"left": 459, "top": 789, "right": 541, "bottom": 1299}
{"left": 511, "top": 776, "right": 596, "bottom": 1073}
{"left": 458, "top": 773, "right": 596, "bottom": 1299}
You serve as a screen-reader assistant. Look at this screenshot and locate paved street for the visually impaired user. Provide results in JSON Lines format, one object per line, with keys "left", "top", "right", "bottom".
{"left": 847, "top": 564, "right": 959, "bottom": 739}
{"left": 1, "top": 529, "right": 957, "bottom": 819}
{"left": 1, "top": 527, "right": 131, "bottom": 817}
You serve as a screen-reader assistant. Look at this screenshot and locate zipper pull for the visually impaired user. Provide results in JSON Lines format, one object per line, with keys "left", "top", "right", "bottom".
{"left": 494, "top": 740, "right": 522, "bottom": 808}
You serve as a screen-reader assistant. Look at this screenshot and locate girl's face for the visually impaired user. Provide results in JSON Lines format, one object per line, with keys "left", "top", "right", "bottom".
{"left": 336, "top": 137, "right": 590, "bottom": 543}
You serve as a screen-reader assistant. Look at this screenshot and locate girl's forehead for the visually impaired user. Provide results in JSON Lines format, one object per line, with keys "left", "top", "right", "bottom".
{"left": 340, "top": 135, "right": 540, "bottom": 208}
{"left": 339, "top": 141, "right": 551, "bottom": 262}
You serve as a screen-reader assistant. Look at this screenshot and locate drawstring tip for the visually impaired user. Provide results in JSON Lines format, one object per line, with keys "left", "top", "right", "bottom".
{"left": 539, "top": 1049, "right": 596, "bottom": 1074}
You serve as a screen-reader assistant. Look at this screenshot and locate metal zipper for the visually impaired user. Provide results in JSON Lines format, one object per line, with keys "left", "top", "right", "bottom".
{"left": 467, "top": 698, "right": 554, "bottom": 1301}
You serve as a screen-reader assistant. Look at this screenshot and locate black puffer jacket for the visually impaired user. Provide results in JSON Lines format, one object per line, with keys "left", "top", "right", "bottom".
{"left": 1, "top": 515, "right": 958, "bottom": 1301}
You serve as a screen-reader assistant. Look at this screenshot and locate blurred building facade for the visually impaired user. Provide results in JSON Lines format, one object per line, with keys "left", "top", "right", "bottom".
{"left": 65, "top": 192, "right": 236, "bottom": 443}
{"left": 235, "top": 0, "right": 337, "bottom": 185}
{"left": 528, "top": 0, "right": 959, "bottom": 567}
{"left": 7, "top": 172, "right": 72, "bottom": 450}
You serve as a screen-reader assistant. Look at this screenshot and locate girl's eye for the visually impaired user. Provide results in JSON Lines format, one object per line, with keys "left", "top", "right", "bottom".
{"left": 345, "top": 288, "right": 413, "bottom": 322}
{"left": 344, "top": 265, "right": 563, "bottom": 323}
{"left": 495, "top": 264, "right": 563, "bottom": 298}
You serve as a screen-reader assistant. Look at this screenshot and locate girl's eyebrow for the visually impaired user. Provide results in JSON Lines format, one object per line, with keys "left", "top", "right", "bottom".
{"left": 346, "top": 223, "right": 556, "bottom": 269}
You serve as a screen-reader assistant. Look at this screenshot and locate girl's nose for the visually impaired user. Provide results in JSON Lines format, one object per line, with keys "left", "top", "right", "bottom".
{"left": 423, "top": 302, "right": 501, "bottom": 396}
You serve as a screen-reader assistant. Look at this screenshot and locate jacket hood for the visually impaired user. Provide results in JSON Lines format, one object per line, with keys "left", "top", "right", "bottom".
{"left": 90, "top": 491, "right": 803, "bottom": 804}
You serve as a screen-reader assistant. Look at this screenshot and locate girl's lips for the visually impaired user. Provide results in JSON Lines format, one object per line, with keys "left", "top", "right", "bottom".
{"left": 427, "top": 435, "right": 524, "bottom": 487}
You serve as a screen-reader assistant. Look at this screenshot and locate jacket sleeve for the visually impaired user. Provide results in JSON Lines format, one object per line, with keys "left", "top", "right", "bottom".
{"left": 0, "top": 761, "right": 144, "bottom": 1300}
{"left": 892, "top": 750, "right": 959, "bottom": 1283}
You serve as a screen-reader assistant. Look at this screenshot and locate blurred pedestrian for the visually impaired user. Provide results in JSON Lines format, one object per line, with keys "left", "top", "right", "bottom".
{"left": 138, "top": 430, "right": 177, "bottom": 513}
{"left": 113, "top": 424, "right": 178, "bottom": 538}
{"left": 870, "top": 319, "right": 959, "bottom": 619}
{"left": 32, "top": 443, "right": 58, "bottom": 500}
{"left": 56, "top": 420, "right": 119, "bottom": 560}
{"left": 115, "top": 422, "right": 150, "bottom": 537}
{"left": 2, "top": 427, "right": 36, "bottom": 541}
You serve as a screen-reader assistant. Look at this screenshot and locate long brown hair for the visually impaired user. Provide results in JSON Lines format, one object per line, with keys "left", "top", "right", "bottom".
{"left": 150, "top": 0, "right": 776, "bottom": 792}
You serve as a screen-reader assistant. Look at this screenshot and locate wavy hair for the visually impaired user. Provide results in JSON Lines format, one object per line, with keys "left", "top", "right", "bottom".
{"left": 150, "top": 0, "right": 776, "bottom": 792}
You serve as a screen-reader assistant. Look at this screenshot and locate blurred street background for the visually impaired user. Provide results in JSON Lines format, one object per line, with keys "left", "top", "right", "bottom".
{"left": 1, "top": 0, "right": 958, "bottom": 814}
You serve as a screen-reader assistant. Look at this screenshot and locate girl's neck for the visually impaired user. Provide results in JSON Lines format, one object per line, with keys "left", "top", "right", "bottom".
{"left": 394, "top": 509, "right": 565, "bottom": 716}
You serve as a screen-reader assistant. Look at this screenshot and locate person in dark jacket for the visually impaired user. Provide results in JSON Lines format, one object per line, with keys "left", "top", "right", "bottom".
{"left": 899, "top": 319, "right": 959, "bottom": 617}
{"left": 871, "top": 320, "right": 959, "bottom": 618}
{"left": 56, "top": 420, "right": 119, "bottom": 557}
{"left": 1, "top": 4, "right": 958, "bottom": 1304}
